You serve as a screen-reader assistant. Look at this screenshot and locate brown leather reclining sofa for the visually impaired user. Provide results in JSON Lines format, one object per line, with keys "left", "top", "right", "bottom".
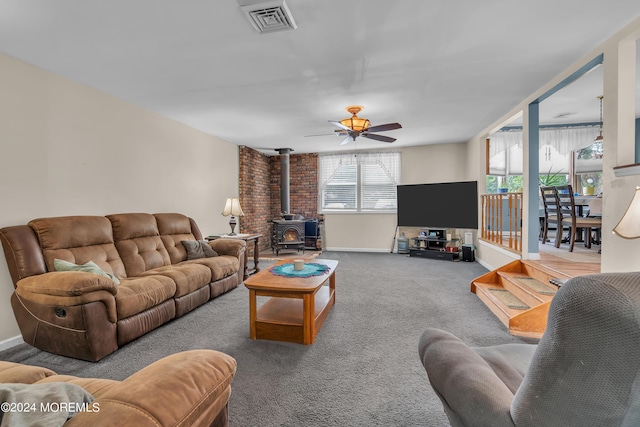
{"left": 0, "top": 213, "right": 246, "bottom": 361}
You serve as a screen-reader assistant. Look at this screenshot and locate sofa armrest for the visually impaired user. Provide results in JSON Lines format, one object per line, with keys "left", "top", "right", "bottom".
{"left": 418, "top": 328, "right": 516, "bottom": 427}
{"left": 209, "top": 238, "right": 246, "bottom": 258}
{"left": 67, "top": 350, "right": 237, "bottom": 427}
{"left": 17, "top": 272, "right": 118, "bottom": 297}
{"left": 15, "top": 273, "right": 119, "bottom": 324}
{"left": 0, "top": 225, "right": 48, "bottom": 286}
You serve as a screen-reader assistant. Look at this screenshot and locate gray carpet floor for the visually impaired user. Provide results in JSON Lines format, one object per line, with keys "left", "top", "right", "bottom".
{"left": 0, "top": 252, "right": 534, "bottom": 426}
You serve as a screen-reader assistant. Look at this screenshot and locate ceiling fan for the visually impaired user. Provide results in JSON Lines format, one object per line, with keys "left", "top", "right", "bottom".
{"left": 307, "top": 105, "right": 402, "bottom": 145}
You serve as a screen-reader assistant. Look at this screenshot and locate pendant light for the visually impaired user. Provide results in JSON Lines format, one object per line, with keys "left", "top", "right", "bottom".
{"left": 593, "top": 95, "right": 604, "bottom": 157}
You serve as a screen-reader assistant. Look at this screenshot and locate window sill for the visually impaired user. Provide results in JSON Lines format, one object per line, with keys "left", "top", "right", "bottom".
{"left": 614, "top": 163, "right": 640, "bottom": 177}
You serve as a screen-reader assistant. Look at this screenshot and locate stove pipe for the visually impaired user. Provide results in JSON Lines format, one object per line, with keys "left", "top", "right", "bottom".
{"left": 275, "top": 148, "right": 293, "bottom": 214}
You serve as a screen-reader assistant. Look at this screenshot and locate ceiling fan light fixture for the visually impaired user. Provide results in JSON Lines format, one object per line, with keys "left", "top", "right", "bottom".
{"left": 340, "top": 105, "right": 370, "bottom": 131}
{"left": 340, "top": 116, "right": 370, "bottom": 132}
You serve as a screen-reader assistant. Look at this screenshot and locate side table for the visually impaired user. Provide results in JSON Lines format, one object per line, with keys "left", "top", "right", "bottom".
{"left": 206, "top": 233, "right": 262, "bottom": 280}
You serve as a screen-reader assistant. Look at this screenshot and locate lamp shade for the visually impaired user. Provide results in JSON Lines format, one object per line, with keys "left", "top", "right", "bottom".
{"left": 613, "top": 187, "right": 640, "bottom": 239}
{"left": 222, "top": 198, "right": 245, "bottom": 217}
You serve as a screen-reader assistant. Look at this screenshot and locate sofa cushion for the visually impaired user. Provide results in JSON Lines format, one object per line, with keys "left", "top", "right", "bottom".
{"left": 54, "top": 259, "right": 120, "bottom": 285}
{"left": 187, "top": 255, "right": 240, "bottom": 281}
{"left": 182, "top": 240, "right": 219, "bottom": 260}
{"left": 29, "top": 216, "right": 126, "bottom": 278}
{"left": 140, "top": 264, "right": 212, "bottom": 298}
{"left": 108, "top": 213, "right": 171, "bottom": 277}
{"left": 115, "top": 275, "right": 176, "bottom": 320}
{"left": 155, "top": 213, "right": 197, "bottom": 264}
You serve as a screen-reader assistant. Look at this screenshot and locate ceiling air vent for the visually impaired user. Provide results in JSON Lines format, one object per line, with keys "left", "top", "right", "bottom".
{"left": 240, "top": 0, "right": 297, "bottom": 34}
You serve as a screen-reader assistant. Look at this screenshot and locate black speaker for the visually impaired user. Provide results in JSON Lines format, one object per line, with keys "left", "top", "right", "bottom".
{"left": 462, "top": 245, "right": 475, "bottom": 262}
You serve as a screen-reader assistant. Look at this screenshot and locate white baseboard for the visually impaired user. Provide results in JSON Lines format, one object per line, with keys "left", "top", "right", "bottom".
{"left": 476, "top": 258, "right": 493, "bottom": 271}
{"left": 0, "top": 335, "right": 24, "bottom": 352}
{"left": 325, "top": 247, "right": 391, "bottom": 253}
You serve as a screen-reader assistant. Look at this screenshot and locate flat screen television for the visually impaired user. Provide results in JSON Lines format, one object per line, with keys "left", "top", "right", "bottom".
{"left": 397, "top": 181, "right": 478, "bottom": 229}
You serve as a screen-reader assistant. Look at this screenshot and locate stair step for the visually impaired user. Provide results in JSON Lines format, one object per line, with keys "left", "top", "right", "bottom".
{"left": 497, "top": 271, "right": 557, "bottom": 306}
{"left": 486, "top": 288, "right": 529, "bottom": 309}
{"left": 471, "top": 259, "right": 561, "bottom": 338}
{"left": 521, "top": 260, "right": 572, "bottom": 283}
{"left": 473, "top": 282, "right": 530, "bottom": 328}
{"left": 507, "top": 275, "right": 557, "bottom": 295}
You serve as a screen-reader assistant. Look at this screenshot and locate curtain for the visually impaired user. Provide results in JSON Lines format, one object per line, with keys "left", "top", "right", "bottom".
{"left": 319, "top": 151, "right": 401, "bottom": 211}
{"left": 489, "top": 126, "right": 601, "bottom": 175}
{"left": 319, "top": 151, "right": 400, "bottom": 188}
{"left": 489, "top": 126, "right": 600, "bottom": 157}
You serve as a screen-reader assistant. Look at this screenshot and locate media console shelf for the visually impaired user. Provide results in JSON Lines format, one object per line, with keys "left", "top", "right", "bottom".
{"left": 409, "top": 228, "right": 460, "bottom": 261}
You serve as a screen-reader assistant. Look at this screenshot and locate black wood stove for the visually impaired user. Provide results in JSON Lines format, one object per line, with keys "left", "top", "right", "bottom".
{"left": 271, "top": 220, "right": 305, "bottom": 255}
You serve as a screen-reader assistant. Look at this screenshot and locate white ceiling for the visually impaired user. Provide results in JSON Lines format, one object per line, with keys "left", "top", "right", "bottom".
{"left": 1, "top": 1, "right": 640, "bottom": 154}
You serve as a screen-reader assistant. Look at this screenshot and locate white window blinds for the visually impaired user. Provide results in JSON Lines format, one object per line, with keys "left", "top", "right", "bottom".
{"left": 319, "top": 152, "right": 400, "bottom": 212}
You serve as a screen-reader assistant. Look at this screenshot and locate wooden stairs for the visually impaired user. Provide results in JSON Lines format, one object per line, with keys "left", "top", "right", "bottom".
{"left": 471, "top": 259, "right": 572, "bottom": 339}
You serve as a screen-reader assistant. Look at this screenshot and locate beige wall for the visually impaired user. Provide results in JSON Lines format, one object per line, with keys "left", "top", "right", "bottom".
{"left": 324, "top": 213, "right": 397, "bottom": 251}
{"left": 324, "top": 143, "right": 470, "bottom": 251}
{"left": 400, "top": 143, "right": 468, "bottom": 184}
{"left": 0, "top": 53, "right": 239, "bottom": 344}
{"left": 467, "top": 16, "right": 640, "bottom": 272}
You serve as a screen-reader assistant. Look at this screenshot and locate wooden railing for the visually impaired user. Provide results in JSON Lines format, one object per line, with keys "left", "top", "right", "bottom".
{"left": 481, "top": 192, "right": 523, "bottom": 253}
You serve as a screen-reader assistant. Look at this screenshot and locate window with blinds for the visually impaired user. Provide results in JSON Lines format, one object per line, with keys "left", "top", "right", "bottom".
{"left": 319, "top": 152, "right": 400, "bottom": 212}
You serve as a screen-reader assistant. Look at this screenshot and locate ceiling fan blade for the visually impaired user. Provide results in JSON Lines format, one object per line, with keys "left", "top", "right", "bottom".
{"left": 365, "top": 122, "right": 402, "bottom": 133}
{"left": 304, "top": 133, "right": 339, "bottom": 137}
{"left": 362, "top": 133, "right": 396, "bottom": 143}
{"left": 329, "top": 120, "right": 353, "bottom": 132}
{"left": 340, "top": 135, "right": 354, "bottom": 145}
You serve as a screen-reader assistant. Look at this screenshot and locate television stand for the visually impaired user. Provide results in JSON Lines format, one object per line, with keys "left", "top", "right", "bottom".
{"left": 409, "top": 228, "right": 460, "bottom": 261}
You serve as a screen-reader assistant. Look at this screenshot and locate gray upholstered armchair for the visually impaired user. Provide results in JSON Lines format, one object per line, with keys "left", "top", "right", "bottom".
{"left": 418, "top": 272, "right": 640, "bottom": 427}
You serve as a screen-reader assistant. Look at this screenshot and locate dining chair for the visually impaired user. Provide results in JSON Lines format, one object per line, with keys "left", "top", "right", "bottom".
{"left": 586, "top": 197, "right": 603, "bottom": 244}
{"left": 539, "top": 186, "right": 560, "bottom": 245}
{"left": 555, "top": 185, "right": 602, "bottom": 252}
{"left": 586, "top": 197, "right": 602, "bottom": 216}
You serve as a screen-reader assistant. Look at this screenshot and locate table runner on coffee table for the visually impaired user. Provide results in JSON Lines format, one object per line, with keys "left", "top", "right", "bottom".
{"left": 270, "top": 263, "right": 330, "bottom": 278}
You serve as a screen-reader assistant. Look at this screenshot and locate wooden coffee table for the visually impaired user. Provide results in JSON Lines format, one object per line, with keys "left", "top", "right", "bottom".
{"left": 244, "top": 258, "right": 338, "bottom": 344}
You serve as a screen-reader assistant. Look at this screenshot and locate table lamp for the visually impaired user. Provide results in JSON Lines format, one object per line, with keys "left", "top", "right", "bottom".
{"left": 613, "top": 187, "right": 640, "bottom": 238}
{"left": 222, "top": 198, "right": 245, "bottom": 235}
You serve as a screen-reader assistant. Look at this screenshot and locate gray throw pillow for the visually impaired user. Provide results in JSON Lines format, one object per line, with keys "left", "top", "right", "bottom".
{"left": 182, "top": 240, "right": 219, "bottom": 260}
{"left": 53, "top": 259, "right": 120, "bottom": 284}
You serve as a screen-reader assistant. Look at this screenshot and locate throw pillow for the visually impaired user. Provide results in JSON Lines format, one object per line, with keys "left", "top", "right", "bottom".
{"left": 182, "top": 240, "right": 219, "bottom": 260}
{"left": 53, "top": 259, "right": 120, "bottom": 285}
